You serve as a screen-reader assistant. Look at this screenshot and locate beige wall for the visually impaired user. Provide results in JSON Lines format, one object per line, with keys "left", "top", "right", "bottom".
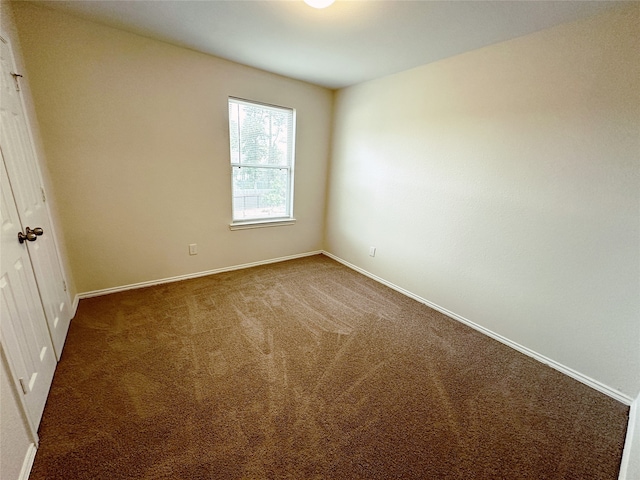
{"left": 12, "top": 3, "right": 333, "bottom": 293}
{"left": 326, "top": 6, "right": 640, "bottom": 398}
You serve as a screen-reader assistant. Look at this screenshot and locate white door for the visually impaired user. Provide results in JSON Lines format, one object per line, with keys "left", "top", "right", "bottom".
{"left": 0, "top": 35, "right": 71, "bottom": 359}
{"left": 0, "top": 151, "right": 56, "bottom": 428}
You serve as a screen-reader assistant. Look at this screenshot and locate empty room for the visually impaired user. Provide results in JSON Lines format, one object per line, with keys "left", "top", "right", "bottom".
{"left": 1, "top": 0, "right": 638, "bottom": 479}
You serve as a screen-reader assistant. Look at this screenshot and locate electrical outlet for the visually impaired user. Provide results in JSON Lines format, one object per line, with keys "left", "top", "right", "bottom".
{"left": 189, "top": 244, "right": 198, "bottom": 255}
{"left": 369, "top": 246, "right": 376, "bottom": 257}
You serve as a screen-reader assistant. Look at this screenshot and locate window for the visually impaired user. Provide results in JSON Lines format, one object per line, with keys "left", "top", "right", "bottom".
{"left": 228, "top": 97, "right": 296, "bottom": 227}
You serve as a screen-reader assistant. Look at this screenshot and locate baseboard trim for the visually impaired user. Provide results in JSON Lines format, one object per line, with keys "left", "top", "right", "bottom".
{"left": 19, "top": 443, "right": 37, "bottom": 480}
{"left": 321, "top": 251, "right": 633, "bottom": 406}
{"left": 77, "top": 251, "right": 323, "bottom": 300}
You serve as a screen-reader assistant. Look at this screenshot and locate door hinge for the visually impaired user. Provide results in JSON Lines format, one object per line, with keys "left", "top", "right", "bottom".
{"left": 18, "top": 377, "right": 28, "bottom": 395}
{"left": 41, "top": 187, "right": 46, "bottom": 203}
{"left": 10, "top": 72, "right": 22, "bottom": 92}
{"left": 63, "top": 280, "right": 67, "bottom": 292}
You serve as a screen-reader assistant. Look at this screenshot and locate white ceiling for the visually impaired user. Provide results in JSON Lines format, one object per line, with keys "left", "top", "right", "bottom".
{"left": 27, "top": 0, "right": 628, "bottom": 89}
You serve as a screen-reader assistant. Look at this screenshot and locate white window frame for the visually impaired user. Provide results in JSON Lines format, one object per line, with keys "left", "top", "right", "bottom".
{"left": 228, "top": 97, "right": 296, "bottom": 230}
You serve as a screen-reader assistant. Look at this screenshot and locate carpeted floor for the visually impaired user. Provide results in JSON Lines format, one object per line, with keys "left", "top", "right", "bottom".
{"left": 30, "top": 254, "right": 628, "bottom": 479}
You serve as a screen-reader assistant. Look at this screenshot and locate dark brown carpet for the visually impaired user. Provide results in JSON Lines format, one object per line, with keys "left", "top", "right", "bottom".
{"left": 31, "top": 254, "right": 628, "bottom": 479}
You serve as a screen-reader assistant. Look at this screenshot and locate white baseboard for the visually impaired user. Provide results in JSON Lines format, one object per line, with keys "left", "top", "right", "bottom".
{"left": 19, "top": 443, "right": 37, "bottom": 480}
{"left": 77, "top": 251, "right": 323, "bottom": 300}
{"left": 321, "top": 251, "right": 633, "bottom": 406}
{"left": 619, "top": 396, "right": 639, "bottom": 480}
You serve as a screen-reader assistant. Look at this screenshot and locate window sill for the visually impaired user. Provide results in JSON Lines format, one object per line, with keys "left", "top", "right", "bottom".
{"left": 229, "top": 218, "right": 296, "bottom": 231}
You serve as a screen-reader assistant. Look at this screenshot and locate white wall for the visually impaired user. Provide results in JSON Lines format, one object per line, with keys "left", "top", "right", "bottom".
{"left": 12, "top": 3, "right": 333, "bottom": 294}
{"left": 326, "top": 6, "right": 640, "bottom": 399}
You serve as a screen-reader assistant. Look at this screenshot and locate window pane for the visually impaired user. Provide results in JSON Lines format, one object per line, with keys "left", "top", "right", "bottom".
{"left": 230, "top": 101, "right": 292, "bottom": 167}
{"left": 232, "top": 166, "right": 289, "bottom": 220}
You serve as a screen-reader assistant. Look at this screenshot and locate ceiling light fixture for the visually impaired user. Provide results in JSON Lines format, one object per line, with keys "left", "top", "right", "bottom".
{"left": 304, "top": 0, "right": 335, "bottom": 9}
